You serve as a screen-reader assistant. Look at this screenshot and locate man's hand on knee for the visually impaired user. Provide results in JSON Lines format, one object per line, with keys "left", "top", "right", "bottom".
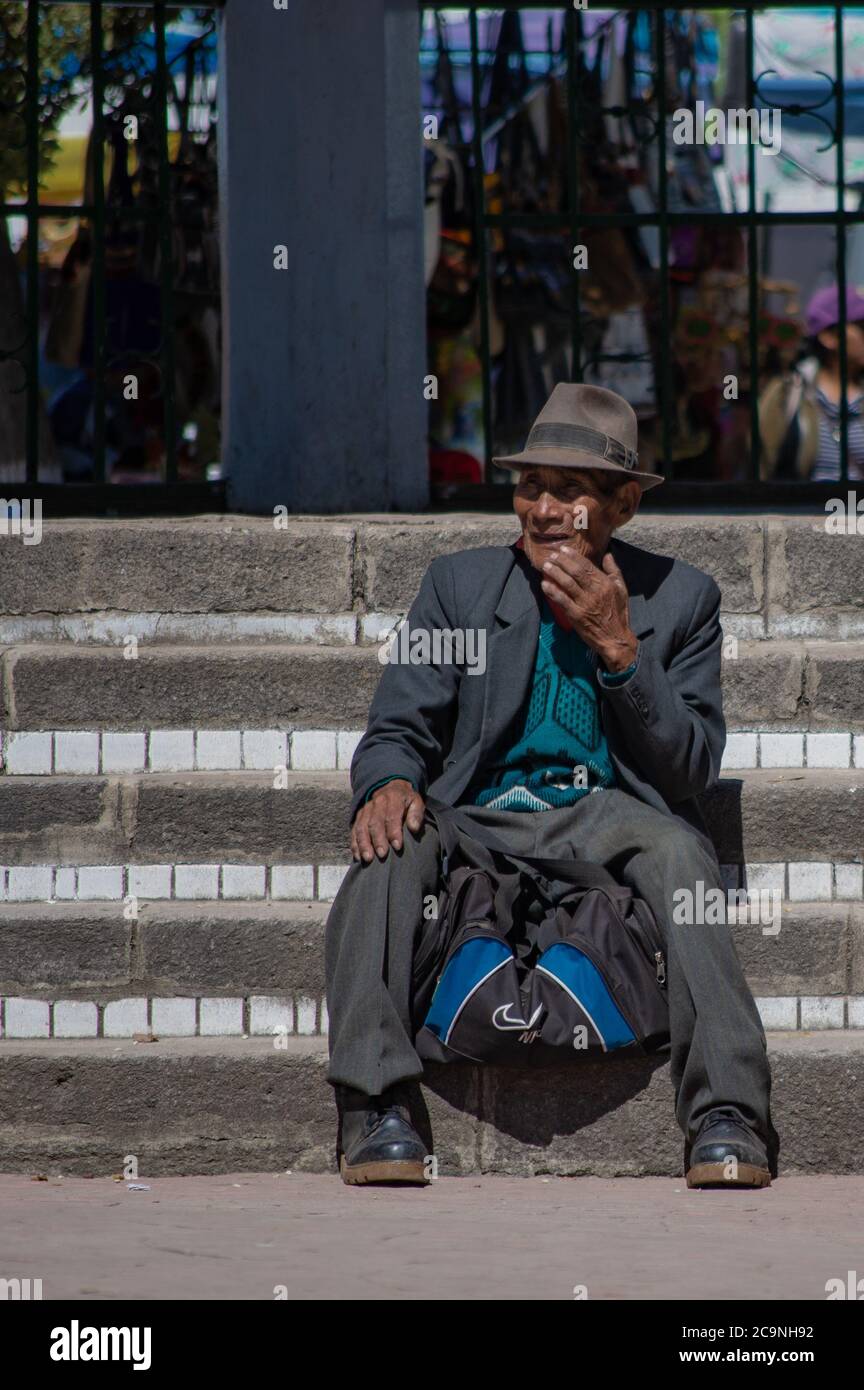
{"left": 350, "top": 779, "right": 426, "bottom": 863}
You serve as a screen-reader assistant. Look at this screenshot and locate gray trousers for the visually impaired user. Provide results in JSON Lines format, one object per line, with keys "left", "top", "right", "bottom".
{"left": 325, "top": 791, "right": 774, "bottom": 1146}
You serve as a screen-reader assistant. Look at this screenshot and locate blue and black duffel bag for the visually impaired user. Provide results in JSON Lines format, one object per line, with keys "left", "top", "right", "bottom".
{"left": 412, "top": 804, "right": 669, "bottom": 1067}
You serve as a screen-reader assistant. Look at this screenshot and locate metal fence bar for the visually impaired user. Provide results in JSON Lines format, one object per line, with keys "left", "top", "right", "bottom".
{"left": 89, "top": 0, "right": 107, "bottom": 484}
{"left": 154, "top": 1, "right": 177, "bottom": 484}
{"left": 479, "top": 210, "right": 864, "bottom": 228}
{"left": 566, "top": 2, "right": 582, "bottom": 385}
{"left": 655, "top": 6, "right": 672, "bottom": 481}
{"left": 835, "top": 4, "right": 849, "bottom": 483}
{"left": 0, "top": 202, "right": 211, "bottom": 223}
{"left": 24, "top": 0, "right": 40, "bottom": 484}
{"left": 469, "top": 6, "right": 493, "bottom": 477}
{"left": 745, "top": 5, "right": 759, "bottom": 482}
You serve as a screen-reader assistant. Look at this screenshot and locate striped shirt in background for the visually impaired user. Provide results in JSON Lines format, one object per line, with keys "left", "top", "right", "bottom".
{"left": 810, "top": 386, "right": 864, "bottom": 481}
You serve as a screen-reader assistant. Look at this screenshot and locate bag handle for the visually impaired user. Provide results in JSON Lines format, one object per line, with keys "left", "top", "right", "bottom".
{"left": 504, "top": 852, "right": 621, "bottom": 892}
{"left": 425, "top": 798, "right": 620, "bottom": 893}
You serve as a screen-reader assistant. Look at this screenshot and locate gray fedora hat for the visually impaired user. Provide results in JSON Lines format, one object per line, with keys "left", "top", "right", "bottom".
{"left": 493, "top": 382, "right": 664, "bottom": 489}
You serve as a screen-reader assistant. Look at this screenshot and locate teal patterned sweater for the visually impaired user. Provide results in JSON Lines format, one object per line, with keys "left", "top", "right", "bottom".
{"left": 364, "top": 597, "right": 636, "bottom": 812}
{"left": 469, "top": 596, "right": 635, "bottom": 811}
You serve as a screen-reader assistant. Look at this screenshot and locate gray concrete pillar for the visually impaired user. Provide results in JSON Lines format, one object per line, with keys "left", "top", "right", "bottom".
{"left": 218, "top": 0, "right": 428, "bottom": 513}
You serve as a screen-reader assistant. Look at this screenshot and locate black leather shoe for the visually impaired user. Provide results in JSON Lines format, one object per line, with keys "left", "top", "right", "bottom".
{"left": 686, "top": 1108, "right": 771, "bottom": 1189}
{"left": 338, "top": 1086, "right": 430, "bottom": 1186}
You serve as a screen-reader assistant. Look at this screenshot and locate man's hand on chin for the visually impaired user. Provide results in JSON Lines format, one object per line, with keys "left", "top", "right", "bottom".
{"left": 539, "top": 545, "right": 639, "bottom": 672}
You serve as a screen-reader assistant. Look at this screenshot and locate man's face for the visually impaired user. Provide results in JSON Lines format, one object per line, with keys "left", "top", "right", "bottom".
{"left": 513, "top": 464, "right": 640, "bottom": 572}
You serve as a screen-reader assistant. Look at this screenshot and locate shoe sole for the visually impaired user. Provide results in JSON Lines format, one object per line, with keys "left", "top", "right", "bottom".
{"left": 686, "top": 1161, "right": 771, "bottom": 1189}
{"left": 339, "top": 1155, "right": 429, "bottom": 1186}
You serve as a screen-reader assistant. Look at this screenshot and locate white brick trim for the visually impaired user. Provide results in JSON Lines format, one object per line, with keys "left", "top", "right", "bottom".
{"left": 0, "top": 859, "right": 861, "bottom": 904}
{"left": 101, "top": 732, "right": 147, "bottom": 774}
{"left": 1, "top": 727, "right": 861, "bottom": 775}
{"left": 754, "top": 997, "right": 798, "bottom": 1030}
{"left": 0, "top": 613, "right": 359, "bottom": 646}
{"left": 54, "top": 731, "right": 100, "bottom": 775}
{"left": 800, "top": 996, "right": 845, "bottom": 1030}
{"left": 787, "top": 862, "right": 832, "bottom": 902}
{"left": 53, "top": 1000, "right": 99, "bottom": 1038}
{"left": 5, "top": 732, "right": 52, "bottom": 775}
{"left": 0, "top": 993, "right": 857, "bottom": 1037}
{"left": 195, "top": 730, "right": 243, "bottom": 771}
{"left": 759, "top": 733, "right": 804, "bottom": 769}
{"left": 103, "top": 997, "right": 149, "bottom": 1037}
{"left": 199, "top": 997, "right": 244, "bottom": 1037}
{"left": 290, "top": 730, "right": 338, "bottom": 771}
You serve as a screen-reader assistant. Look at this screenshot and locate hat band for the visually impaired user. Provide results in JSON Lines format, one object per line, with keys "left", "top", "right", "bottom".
{"left": 526, "top": 422, "right": 639, "bottom": 471}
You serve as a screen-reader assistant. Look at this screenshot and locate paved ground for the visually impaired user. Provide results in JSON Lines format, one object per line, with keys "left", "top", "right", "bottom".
{"left": 1, "top": 1172, "right": 863, "bottom": 1300}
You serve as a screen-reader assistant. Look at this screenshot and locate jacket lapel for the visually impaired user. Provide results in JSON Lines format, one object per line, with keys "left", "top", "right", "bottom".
{"left": 610, "top": 537, "right": 654, "bottom": 639}
{"left": 457, "top": 550, "right": 540, "bottom": 797}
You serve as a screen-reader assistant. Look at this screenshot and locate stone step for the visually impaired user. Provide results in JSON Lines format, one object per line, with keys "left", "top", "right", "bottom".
{"left": 3, "top": 513, "right": 864, "bottom": 640}
{"left": 0, "top": 1032, "right": 861, "bottom": 1176}
{"left": 0, "top": 900, "right": 327, "bottom": 1004}
{"left": 0, "top": 645, "right": 380, "bottom": 731}
{"left": 3, "top": 638, "right": 864, "bottom": 734}
{"left": 0, "top": 768, "right": 862, "bottom": 866}
{"left": 0, "top": 901, "right": 861, "bottom": 1037}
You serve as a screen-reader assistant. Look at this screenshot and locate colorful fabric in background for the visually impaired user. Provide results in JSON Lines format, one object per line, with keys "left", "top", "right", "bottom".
{"left": 428, "top": 330, "right": 485, "bottom": 471}
{"left": 728, "top": 8, "right": 864, "bottom": 199}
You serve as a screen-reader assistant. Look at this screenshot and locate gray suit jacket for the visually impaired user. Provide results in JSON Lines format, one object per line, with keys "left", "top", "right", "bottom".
{"left": 350, "top": 535, "right": 726, "bottom": 855}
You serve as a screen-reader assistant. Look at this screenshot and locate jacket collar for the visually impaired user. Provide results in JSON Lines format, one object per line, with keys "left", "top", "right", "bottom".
{"left": 494, "top": 544, "right": 540, "bottom": 625}
{"left": 609, "top": 536, "right": 654, "bottom": 639}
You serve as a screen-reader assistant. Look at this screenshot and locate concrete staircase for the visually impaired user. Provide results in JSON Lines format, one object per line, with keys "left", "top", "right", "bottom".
{"left": 1, "top": 512, "right": 863, "bottom": 1175}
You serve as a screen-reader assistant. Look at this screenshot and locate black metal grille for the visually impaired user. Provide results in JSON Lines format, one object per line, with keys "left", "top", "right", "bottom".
{"left": 0, "top": 1, "right": 223, "bottom": 509}
{"left": 421, "top": 4, "right": 864, "bottom": 505}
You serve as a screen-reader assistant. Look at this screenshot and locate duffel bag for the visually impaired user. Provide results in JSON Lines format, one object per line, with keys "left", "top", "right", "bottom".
{"left": 412, "top": 803, "right": 669, "bottom": 1066}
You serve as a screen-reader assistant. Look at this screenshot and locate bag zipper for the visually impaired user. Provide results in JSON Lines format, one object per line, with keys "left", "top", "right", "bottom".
{"left": 623, "top": 896, "right": 667, "bottom": 990}
{"left": 556, "top": 890, "right": 667, "bottom": 1035}
{"left": 654, "top": 951, "right": 666, "bottom": 987}
{"left": 556, "top": 930, "right": 642, "bottom": 1041}
{"left": 571, "top": 886, "right": 667, "bottom": 990}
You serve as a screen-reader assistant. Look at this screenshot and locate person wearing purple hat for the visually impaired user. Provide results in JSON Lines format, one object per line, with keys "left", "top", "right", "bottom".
{"left": 760, "top": 282, "right": 864, "bottom": 480}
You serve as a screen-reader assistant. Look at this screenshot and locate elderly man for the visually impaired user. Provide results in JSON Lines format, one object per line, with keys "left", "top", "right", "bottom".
{"left": 325, "top": 383, "right": 775, "bottom": 1189}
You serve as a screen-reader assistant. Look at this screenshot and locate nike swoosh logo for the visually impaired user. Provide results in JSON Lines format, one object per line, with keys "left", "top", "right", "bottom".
{"left": 492, "top": 1003, "right": 543, "bottom": 1031}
